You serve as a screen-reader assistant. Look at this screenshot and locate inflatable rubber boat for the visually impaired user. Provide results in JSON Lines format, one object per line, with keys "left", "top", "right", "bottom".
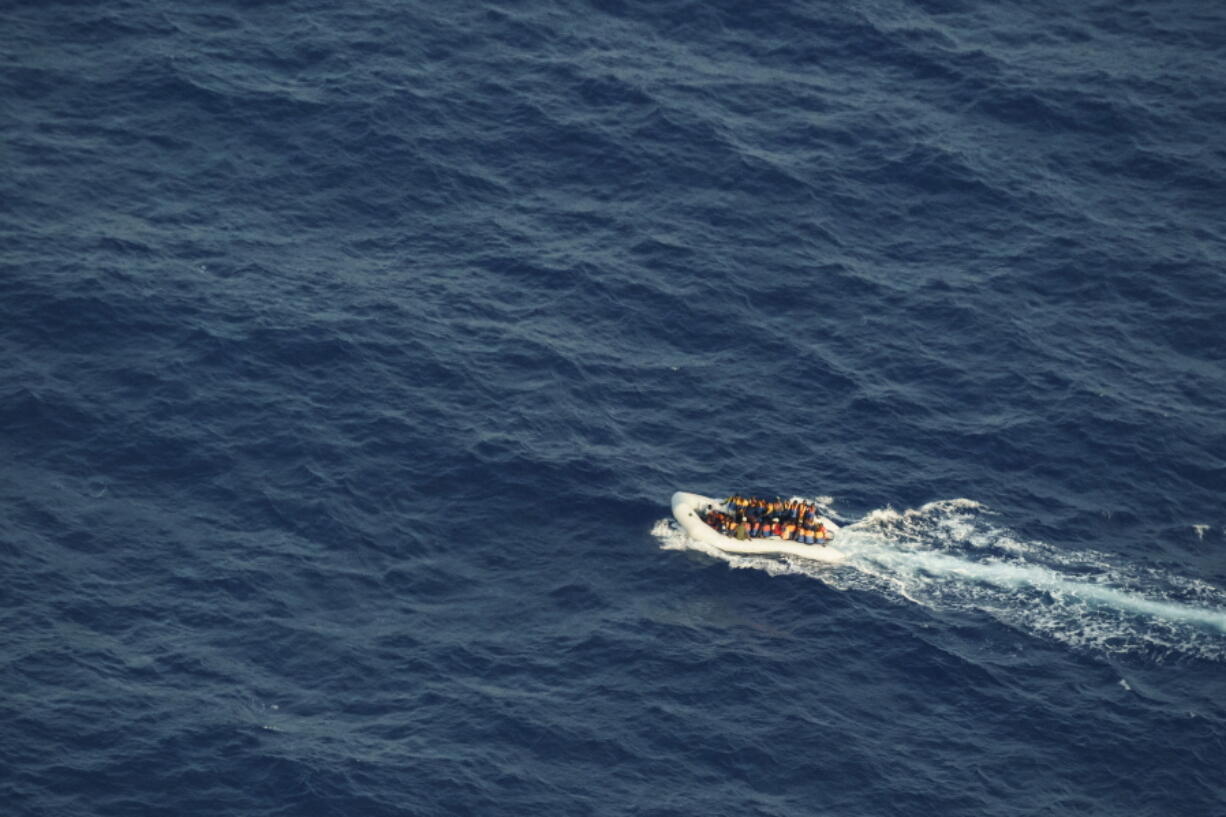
{"left": 671, "top": 492, "right": 847, "bottom": 563}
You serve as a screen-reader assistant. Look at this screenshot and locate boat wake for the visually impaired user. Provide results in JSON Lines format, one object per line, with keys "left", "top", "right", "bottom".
{"left": 654, "top": 498, "right": 1226, "bottom": 662}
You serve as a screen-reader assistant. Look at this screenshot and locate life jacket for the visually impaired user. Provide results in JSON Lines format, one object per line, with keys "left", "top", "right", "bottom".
{"left": 771, "top": 520, "right": 783, "bottom": 537}
{"left": 782, "top": 521, "right": 797, "bottom": 540}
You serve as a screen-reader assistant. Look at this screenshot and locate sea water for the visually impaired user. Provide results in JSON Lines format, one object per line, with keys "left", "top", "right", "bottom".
{"left": 3, "top": 1, "right": 1224, "bottom": 815}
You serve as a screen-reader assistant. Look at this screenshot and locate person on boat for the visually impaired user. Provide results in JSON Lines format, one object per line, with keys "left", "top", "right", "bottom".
{"left": 734, "top": 513, "right": 749, "bottom": 541}
{"left": 798, "top": 518, "right": 815, "bottom": 545}
{"left": 814, "top": 520, "right": 829, "bottom": 543}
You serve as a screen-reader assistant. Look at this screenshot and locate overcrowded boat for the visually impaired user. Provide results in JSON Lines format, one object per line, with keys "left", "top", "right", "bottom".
{"left": 670, "top": 491, "right": 846, "bottom": 563}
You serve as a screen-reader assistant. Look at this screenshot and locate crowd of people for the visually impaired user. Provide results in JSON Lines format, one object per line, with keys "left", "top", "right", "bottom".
{"left": 701, "top": 494, "right": 831, "bottom": 545}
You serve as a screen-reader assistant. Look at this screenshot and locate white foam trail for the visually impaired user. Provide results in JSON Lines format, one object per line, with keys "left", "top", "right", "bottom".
{"left": 852, "top": 545, "right": 1226, "bottom": 634}
{"left": 654, "top": 499, "right": 1226, "bottom": 660}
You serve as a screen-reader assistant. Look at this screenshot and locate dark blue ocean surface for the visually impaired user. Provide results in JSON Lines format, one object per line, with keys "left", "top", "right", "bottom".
{"left": 3, "top": 1, "right": 1225, "bottom": 815}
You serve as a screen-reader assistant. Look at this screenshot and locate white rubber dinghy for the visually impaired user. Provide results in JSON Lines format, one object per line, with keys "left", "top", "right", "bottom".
{"left": 671, "top": 492, "right": 846, "bottom": 564}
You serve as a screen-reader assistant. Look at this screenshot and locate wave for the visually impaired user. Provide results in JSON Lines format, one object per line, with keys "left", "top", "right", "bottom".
{"left": 654, "top": 499, "right": 1226, "bottom": 662}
